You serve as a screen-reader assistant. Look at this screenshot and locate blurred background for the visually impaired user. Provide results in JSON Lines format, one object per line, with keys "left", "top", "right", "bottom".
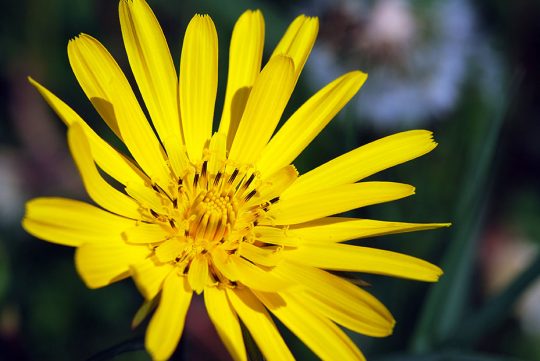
{"left": 1, "top": 0, "right": 539, "bottom": 360}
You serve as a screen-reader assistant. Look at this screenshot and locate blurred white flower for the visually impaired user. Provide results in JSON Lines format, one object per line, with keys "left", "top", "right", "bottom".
{"left": 304, "top": 0, "right": 503, "bottom": 127}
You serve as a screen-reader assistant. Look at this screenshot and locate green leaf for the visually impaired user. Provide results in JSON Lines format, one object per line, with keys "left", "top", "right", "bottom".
{"left": 411, "top": 73, "right": 521, "bottom": 352}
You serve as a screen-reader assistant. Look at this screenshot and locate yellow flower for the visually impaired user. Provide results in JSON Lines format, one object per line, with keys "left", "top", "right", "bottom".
{"left": 23, "top": 0, "right": 449, "bottom": 360}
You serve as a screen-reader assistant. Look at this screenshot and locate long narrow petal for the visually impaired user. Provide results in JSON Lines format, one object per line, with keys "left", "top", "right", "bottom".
{"left": 204, "top": 287, "right": 247, "bottom": 361}
{"left": 146, "top": 273, "right": 192, "bottom": 361}
{"left": 122, "top": 223, "right": 169, "bottom": 244}
{"left": 289, "top": 217, "right": 451, "bottom": 243}
{"left": 131, "top": 256, "right": 174, "bottom": 300}
{"left": 258, "top": 71, "right": 367, "bottom": 176}
{"left": 229, "top": 255, "right": 291, "bottom": 292}
{"left": 125, "top": 182, "right": 169, "bottom": 214}
{"left": 286, "top": 130, "right": 437, "bottom": 196}
{"left": 68, "top": 34, "right": 171, "bottom": 188}
{"left": 255, "top": 291, "right": 365, "bottom": 361}
{"left": 253, "top": 226, "right": 300, "bottom": 247}
{"left": 272, "top": 262, "right": 394, "bottom": 337}
{"left": 179, "top": 14, "right": 218, "bottom": 161}
{"left": 219, "top": 10, "right": 264, "bottom": 148}
{"left": 228, "top": 55, "right": 295, "bottom": 165}
{"left": 270, "top": 182, "right": 415, "bottom": 225}
{"left": 29, "top": 78, "right": 147, "bottom": 186}
{"left": 227, "top": 288, "right": 294, "bottom": 361}
{"left": 22, "top": 197, "right": 136, "bottom": 247}
{"left": 68, "top": 124, "right": 141, "bottom": 219}
{"left": 187, "top": 253, "right": 209, "bottom": 294}
{"left": 271, "top": 15, "right": 318, "bottom": 82}
{"left": 284, "top": 243, "right": 443, "bottom": 282}
{"left": 119, "top": 0, "right": 188, "bottom": 178}
{"left": 75, "top": 241, "right": 150, "bottom": 288}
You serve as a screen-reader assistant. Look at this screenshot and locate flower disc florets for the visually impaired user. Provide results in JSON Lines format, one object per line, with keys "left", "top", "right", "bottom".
{"left": 130, "top": 140, "right": 297, "bottom": 293}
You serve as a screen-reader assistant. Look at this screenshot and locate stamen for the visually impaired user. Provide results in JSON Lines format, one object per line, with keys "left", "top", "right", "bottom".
{"left": 201, "top": 161, "right": 208, "bottom": 178}
{"left": 228, "top": 169, "right": 239, "bottom": 184}
{"left": 242, "top": 173, "right": 255, "bottom": 189}
{"left": 214, "top": 172, "right": 222, "bottom": 186}
{"left": 245, "top": 189, "right": 257, "bottom": 202}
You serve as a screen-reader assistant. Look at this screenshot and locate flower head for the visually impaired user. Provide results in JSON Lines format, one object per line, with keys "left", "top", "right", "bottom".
{"left": 23, "top": 0, "right": 448, "bottom": 360}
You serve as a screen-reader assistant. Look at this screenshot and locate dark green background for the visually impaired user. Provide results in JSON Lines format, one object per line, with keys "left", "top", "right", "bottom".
{"left": 1, "top": 0, "right": 539, "bottom": 360}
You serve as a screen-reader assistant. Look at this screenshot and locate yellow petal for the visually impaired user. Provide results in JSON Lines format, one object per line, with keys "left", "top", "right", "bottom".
{"left": 284, "top": 243, "right": 443, "bottom": 282}
{"left": 210, "top": 247, "right": 239, "bottom": 282}
{"left": 272, "top": 262, "right": 394, "bottom": 337}
{"left": 179, "top": 14, "right": 218, "bottom": 161}
{"left": 29, "top": 78, "right": 147, "bottom": 187}
{"left": 253, "top": 226, "right": 300, "bottom": 247}
{"left": 228, "top": 55, "right": 295, "bottom": 165}
{"left": 271, "top": 182, "right": 415, "bottom": 225}
{"left": 68, "top": 34, "right": 171, "bottom": 188}
{"left": 289, "top": 217, "right": 451, "bottom": 243}
{"left": 229, "top": 255, "right": 290, "bottom": 292}
{"left": 204, "top": 287, "right": 247, "bottom": 361}
{"left": 255, "top": 291, "right": 365, "bottom": 361}
{"left": 75, "top": 241, "right": 150, "bottom": 288}
{"left": 287, "top": 130, "right": 437, "bottom": 196}
{"left": 131, "top": 256, "right": 174, "bottom": 300}
{"left": 247, "top": 165, "right": 298, "bottom": 206}
{"left": 146, "top": 272, "right": 192, "bottom": 361}
{"left": 219, "top": 10, "right": 264, "bottom": 148}
{"left": 22, "top": 197, "right": 136, "bottom": 247}
{"left": 125, "top": 182, "right": 168, "bottom": 214}
{"left": 271, "top": 15, "right": 318, "bottom": 82}
{"left": 154, "top": 238, "right": 184, "bottom": 263}
{"left": 238, "top": 242, "right": 283, "bottom": 267}
{"left": 119, "top": 0, "right": 188, "bottom": 178}
{"left": 187, "top": 253, "right": 209, "bottom": 294}
{"left": 131, "top": 297, "right": 158, "bottom": 329}
{"left": 122, "top": 223, "right": 169, "bottom": 244}
{"left": 67, "top": 123, "right": 142, "bottom": 219}
{"left": 227, "top": 288, "right": 294, "bottom": 361}
{"left": 258, "top": 71, "right": 367, "bottom": 176}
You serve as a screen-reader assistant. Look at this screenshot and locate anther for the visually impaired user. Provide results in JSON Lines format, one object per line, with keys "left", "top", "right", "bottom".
{"left": 172, "top": 198, "right": 178, "bottom": 208}
{"left": 269, "top": 196, "right": 280, "bottom": 204}
{"left": 150, "top": 209, "right": 159, "bottom": 218}
{"left": 214, "top": 172, "right": 222, "bottom": 186}
{"left": 169, "top": 219, "right": 176, "bottom": 229}
{"left": 242, "top": 173, "right": 255, "bottom": 189}
{"left": 245, "top": 189, "right": 257, "bottom": 202}
{"left": 194, "top": 173, "right": 200, "bottom": 187}
{"left": 201, "top": 161, "right": 208, "bottom": 178}
{"left": 228, "top": 169, "right": 239, "bottom": 184}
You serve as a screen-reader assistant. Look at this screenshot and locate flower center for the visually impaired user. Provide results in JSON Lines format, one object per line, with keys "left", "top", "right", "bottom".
{"left": 188, "top": 189, "right": 236, "bottom": 243}
{"left": 126, "top": 139, "right": 297, "bottom": 292}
